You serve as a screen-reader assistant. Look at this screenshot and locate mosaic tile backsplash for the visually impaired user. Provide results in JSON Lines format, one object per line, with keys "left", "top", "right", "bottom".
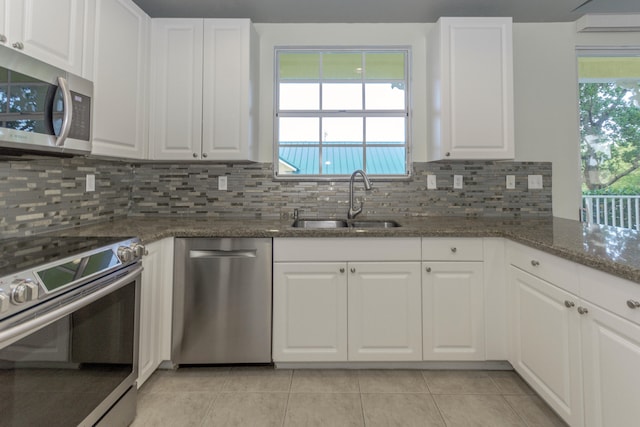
{"left": 0, "top": 156, "right": 552, "bottom": 237}
{"left": 0, "top": 156, "right": 131, "bottom": 237}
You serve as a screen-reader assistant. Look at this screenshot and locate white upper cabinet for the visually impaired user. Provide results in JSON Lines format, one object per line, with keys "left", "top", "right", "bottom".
{"left": 0, "top": 0, "right": 85, "bottom": 74}
{"left": 87, "top": 0, "right": 150, "bottom": 159}
{"left": 428, "top": 17, "right": 514, "bottom": 160}
{"left": 150, "top": 18, "right": 259, "bottom": 161}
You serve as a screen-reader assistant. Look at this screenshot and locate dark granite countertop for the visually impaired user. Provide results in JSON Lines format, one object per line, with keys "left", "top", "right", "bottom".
{"left": 50, "top": 216, "right": 640, "bottom": 284}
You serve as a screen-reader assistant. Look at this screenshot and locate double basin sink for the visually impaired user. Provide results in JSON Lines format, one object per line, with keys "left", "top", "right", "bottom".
{"left": 292, "top": 219, "right": 401, "bottom": 229}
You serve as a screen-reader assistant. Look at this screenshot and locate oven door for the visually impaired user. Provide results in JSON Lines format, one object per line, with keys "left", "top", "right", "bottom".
{"left": 0, "top": 265, "right": 141, "bottom": 427}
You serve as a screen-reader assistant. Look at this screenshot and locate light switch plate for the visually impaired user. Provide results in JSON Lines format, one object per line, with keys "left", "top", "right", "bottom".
{"left": 427, "top": 175, "right": 437, "bottom": 190}
{"left": 85, "top": 174, "right": 95, "bottom": 192}
{"left": 218, "top": 176, "right": 228, "bottom": 191}
{"left": 528, "top": 175, "right": 543, "bottom": 189}
{"left": 506, "top": 175, "right": 515, "bottom": 189}
{"left": 453, "top": 175, "right": 463, "bottom": 189}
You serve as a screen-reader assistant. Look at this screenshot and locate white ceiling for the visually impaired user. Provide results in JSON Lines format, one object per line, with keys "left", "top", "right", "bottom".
{"left": 131, "top": 0, "right": 640, "bottom": 23}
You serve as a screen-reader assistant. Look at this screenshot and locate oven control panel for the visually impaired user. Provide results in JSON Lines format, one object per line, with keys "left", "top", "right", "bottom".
{"left": 0, "top": 237, "right": 143, "bottom": 323}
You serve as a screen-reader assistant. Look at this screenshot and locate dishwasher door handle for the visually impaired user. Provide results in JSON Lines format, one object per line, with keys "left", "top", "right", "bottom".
{"left": 189, "top": 249, "right": 257, "bottom": 259}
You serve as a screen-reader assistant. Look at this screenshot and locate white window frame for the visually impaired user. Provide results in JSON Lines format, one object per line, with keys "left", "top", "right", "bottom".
{"left": 273, "top": 46, "right": 412, "bottom": 181}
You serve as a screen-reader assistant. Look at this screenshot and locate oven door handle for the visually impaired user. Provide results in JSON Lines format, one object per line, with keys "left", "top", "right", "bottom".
{"left": 0, "top": 265, "right": 142, "bottom": 346}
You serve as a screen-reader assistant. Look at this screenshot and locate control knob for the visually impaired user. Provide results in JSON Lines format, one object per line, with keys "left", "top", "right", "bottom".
{"left": 132, "top": 243, "right": 147, "bottom": 258}
{"left": 0, "top": 291, "right": 9, "bottom": 313}
{"left": 10, "top": 279, "right": 38, "bottom": 304}
{"left": 117, "top": 246, "right": 134, "bottom": 263}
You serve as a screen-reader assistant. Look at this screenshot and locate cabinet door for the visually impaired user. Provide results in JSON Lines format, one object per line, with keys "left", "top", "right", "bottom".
{"left": 508, "top": 267, "right": 583, "bottom": 426}
{"left": 7, "top": 0, "right": 84, "bottom": 74}
{"left": 273, "top": 263, "right": 348, "bottom": 362}
{"left": 149, "top": 19, "right": 203, "bottom": 160}
{"left": 348, "top": 262, "right": 422, "bottom": 361}
{"left": 429, "top": 18, "right": 514, "bottom": 160}
{"left": 90, "top": 0, "right": 149, "bottom": 159}
{"left": 422, "top": 261, "right": 485, "bottom": 360}
{"left": 581, "top": 301, "right": 640, "bottom": 427}
{"left": 138, "top": 238, "right": 174, "bottom": 387}
{"left": 202, "top": 19, "right": 257, "bottom": 161}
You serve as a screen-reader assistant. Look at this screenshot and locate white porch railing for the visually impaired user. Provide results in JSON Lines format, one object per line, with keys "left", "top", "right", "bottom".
{"left": 582, "top": 195, "right": 640, "bottom": 230}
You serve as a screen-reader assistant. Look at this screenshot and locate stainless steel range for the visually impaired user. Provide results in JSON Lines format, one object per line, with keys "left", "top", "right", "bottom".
{"left": 0, "top": 235, "right": 145, "bottom": 427}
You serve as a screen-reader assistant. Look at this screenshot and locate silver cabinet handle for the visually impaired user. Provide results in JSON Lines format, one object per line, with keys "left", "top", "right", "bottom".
{"left": 54, "top": 77, "right": 72, "bottom": 147}
{"left": 531, "top": 260, "right": 540, "bottom": 266}
{"left": 12, "top": 41, "right": 23, "bottom": 49}
{"left": 627, "top": 300, "right": 640, "bottom": 309}
{"left": 193, "top": 153, "right": 198, "bottom": 158}
{"left": 202, "top": 153, "right": 208, "bottom": 158}
{"left": 350, "top": 268, "right": 356, "bottom": 273}
{"left": 450, "top": 247, "right": 457, "bottom": 253}
{"left": 0, "top": 34, "right": 6, "bottom": 43}
{"left": 339, "top": 268, "right": 345, "bottom": 273}
{"left": 564, "top": 300, "right": 575, "bottom": 308}
{"left": 578, "top": 307, "right": 589, "bottom": 315}
{"left": 425, "top": 267, "right": 431, "bottom": 273}
{"left": 445, "top": 152, "right": 450, "bottom": 157}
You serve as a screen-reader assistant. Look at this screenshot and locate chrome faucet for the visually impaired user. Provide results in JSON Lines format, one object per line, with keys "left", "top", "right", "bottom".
{"left": 348, "top": 170, "right": 373, "bottom": 219}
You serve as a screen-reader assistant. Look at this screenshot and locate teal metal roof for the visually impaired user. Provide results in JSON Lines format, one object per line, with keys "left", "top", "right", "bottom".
{"left": 279, "top": 145, "right": 405, "bottom": 175}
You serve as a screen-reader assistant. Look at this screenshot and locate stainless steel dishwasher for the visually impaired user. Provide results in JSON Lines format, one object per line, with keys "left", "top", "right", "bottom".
{"left": 172, "top": 238, "right": 272, "bottom": 365}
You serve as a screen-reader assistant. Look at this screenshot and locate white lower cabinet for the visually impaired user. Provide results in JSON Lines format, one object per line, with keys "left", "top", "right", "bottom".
{"left": 580, "top": 301, "right": 640, "bottom": 427}
{"left": 507, "top": 241, "right": 640, "bottom": 427}
{"left": 348, "top": 262, "right": 422, "bottom": 361}
{"left": 272, "top": 262, "right": 348, "bottom": 362}
{"left": 272, "top": 238, "right": 422, "bottom": 363}
{"left": 138, "top": 237, "right": 174, "bottom": 387}
{"left": 508, "top": 266, "right": 584, "bottom": 426}
{"left": 422, "top": 261, "right": 485, "bottom": 360}
{"left": 272, "top": 260, "right": 421, "bottom": 362}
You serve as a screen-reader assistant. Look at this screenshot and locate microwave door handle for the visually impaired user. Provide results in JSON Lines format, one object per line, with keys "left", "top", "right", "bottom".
{"left": 54, "top": 76, "right": 73, "bottom": 147}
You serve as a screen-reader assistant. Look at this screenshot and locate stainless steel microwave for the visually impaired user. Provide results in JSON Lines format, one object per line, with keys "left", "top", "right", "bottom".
{"left": 0, "top": 45, "right": 92, "bottom": 155}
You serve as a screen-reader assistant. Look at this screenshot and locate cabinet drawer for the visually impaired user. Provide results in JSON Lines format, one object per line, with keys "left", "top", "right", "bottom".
{"left": 274, "top": 238, "right": 421, "bottom": 262}
{"left": 507, "top": 242, "right": 579, "bottom": 295}
{"left": 580, "top": 265, "right": 640, "bottom": 326}
{"left": 421, "top": 238, "right": 483, "bottom": 261}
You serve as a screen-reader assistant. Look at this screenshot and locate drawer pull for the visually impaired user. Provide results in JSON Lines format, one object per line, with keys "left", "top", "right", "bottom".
{"left": 426, "top": 267, "right": 432, "bottom": 273}
{"left": 350, "top": 268, "right": 356, "bottom": 274}
{"left": 564, "top": 300, "right": 575, "bottom": 308}
{"left": 450, "top": 247, "right": 457, "bottom": 253}
{"left": 339, "top": 268, "right": 345, "bottom": 273}
{"left": 627, "top": 300, "right": 640, "bottom": 309}
{"left": 531, "top": 260, "right": 540, "bottom": 267}
{"left": 578, "top": 307, "right": 589, "bottom": 315}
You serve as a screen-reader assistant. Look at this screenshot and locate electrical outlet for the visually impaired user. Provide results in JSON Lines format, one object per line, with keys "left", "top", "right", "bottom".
{"left": 528, "top": 175, "right": 543, "bottom": 190}
{"left": 86, "top": 174, "right": 95, "bottom": 192}
{"left": 218, "top": 176, "right": 228, "bottom": 191}
{"left": 427, "top": 175, "right": 437, "bottom": 190}
{"left": 453, "top": 175, "right": 463, "bottom": 189}
{"left": 506, "top": 175, "right": 515, "bottom": 189}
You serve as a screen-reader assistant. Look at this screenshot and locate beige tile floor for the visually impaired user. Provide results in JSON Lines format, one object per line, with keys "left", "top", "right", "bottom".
{"left": 132, "top": 367, "right": 568, "bottom": 427}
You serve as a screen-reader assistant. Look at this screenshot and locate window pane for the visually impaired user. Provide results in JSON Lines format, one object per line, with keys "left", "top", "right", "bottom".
{"left": 366, "top": 147, "right": 406, "bottom": 175}
{"left": 279, "top": 53, "right": 320, "bottom": 79}
{"left": 323, "top": 146, "right": 363, "bottom": 174}
{"left": 365, "top": 83, "right": 405, "bottom": 110}
{"left": 322, "top": 117, "right": 363, "bottom": 144}
{"left": 323, "top": 53, "right": 361, "bottom": 79}
{"left": 322, "top": 83, "right": 362, "bottom": 110}
{"left": 279, "top": 146, "right": 319, "bottom": 175}
{"left": 365, "top": 53, "right": 405, "bottom": 80}
{"left": 366, "top": 117, "right": 405, "bottom": 144}
{"left": 279, "top": 117, "right": 319, "bottom": 144}
{"left": 279, "top": 83, "right": 320, "bottom": 110}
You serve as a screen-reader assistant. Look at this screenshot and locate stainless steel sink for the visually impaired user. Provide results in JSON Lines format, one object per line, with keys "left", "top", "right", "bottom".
{"left": 350, "top": 220, "right": 401, "bottom": 228}
{"left": 291, "top": 219, "right": 400, "bottom": 229}
{"left": 291, "top": 219, "right": 349, "bottom": 228}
